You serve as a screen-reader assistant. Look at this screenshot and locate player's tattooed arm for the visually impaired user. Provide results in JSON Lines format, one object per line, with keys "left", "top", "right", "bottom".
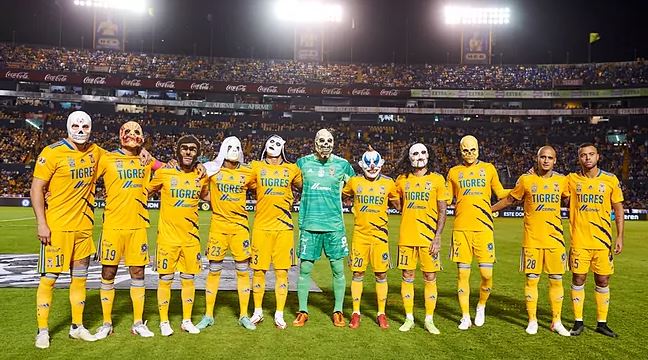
{"left": 430, "top": 200, "right": 448, "bottom": 256}
{"left": 139, "top": 148, "right": 153, "bottom": 166}
{"left": 491, "top": 195, "right": 517, "bottom": 212}
{"left": 200, "top": 184, "right": 210, "bottom": 202}
{"left": 389, "top": 198, "right": 402, "bottom": 212}
{"left": 30, "top": 178, "right": 51, "bottom": 245}
{"left": 612, "top": 201, "right": 624, "bottom": 255}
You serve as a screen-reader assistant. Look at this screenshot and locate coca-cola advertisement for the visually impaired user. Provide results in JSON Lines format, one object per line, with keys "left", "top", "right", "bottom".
{"left": 190, "top": 82, "right": 210, "bottom": 91}
{"left": 225, "top": 84, "right": 247, "bottom": 92}
{"left": 83, "top": 76, "right": 107, "bottom": 85}
{"left": 120, "top": 79, "right": 142, "bottom": 87}
{"left": 44, "top": 74, "right": 68, "bottom": 82}
{"left": 351, "top": 88, "right": 372, "bottom": 96}
{"left": 321, "top": 87, "right": 343, "bottom": 95}
{"left": 4, "top": 71, "right": 29, "bottom": 80}
{"left": 155, "top": 80, "right": 176, "bottom": 89}
{"left": 287, "top": 86, "right": 307, "bottom": 94}
{"left": 257, "top": 85, "right": 278, "bottom": 93}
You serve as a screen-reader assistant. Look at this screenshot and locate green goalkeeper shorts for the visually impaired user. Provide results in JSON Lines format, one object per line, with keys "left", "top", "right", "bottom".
{"left": 298, "top": 229, "right": 348, "bottom": 261}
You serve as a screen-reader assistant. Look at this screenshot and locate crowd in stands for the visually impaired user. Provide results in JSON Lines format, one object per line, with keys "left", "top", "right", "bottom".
{"left": 2, "top": 44, "right": 648, "bottom": 90}
{"left": 0, "top": 108, "right": 645, "bottom": 208}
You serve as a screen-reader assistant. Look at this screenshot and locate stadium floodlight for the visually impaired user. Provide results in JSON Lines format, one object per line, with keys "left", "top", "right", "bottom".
{"left": 274, "top": 0, "right": 343, "bottom": 23}
{"left": 444, "top": 6, "right": 510, "bottom": 25}
{"left": 73, "top": 0, "right": 147, "bottom": 13}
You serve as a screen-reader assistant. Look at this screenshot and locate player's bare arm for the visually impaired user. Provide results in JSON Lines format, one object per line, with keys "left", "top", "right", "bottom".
{"left": 30, "top": 177, "right": 51, "bottom": 245}
{"left": 612, "top": 201, "right": 624, "bottom": 254}
{"left": 491, "top": 195, "right": 517, "bottom": 212}
{"left": 430, "top": 200, "right": 447, "bottom": 256}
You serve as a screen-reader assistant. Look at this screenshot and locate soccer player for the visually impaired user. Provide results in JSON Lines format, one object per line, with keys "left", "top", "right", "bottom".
{"left": 293, "top": 129, "right": 355, "bottom": 327}
{"left": 94, "top": 121, "right": 162, "bottom": 339}
{"left": 490, "top": 146, "right": 571, "bottom": 336}
{"left": 249, "top": 135, "right": 302, "bottom": 329}
{"left": 567, "top": 143, "right": 624, "bottom": 338}
{"left": 147, "top": 135, "right": 209, "bottom": 336}
{"left": 446, "top": 135, "right": 509, "bottom": 330}
{"left": 394, "top": 143, "right": 449, "bottom": 334}
{"left": 31, "top": 111, "right": 102, "bottom": 348}
{"left": 197, "top": 136, "right": 257, "bottom": 330}
{"left": 342, "top": 149, "right": 399, "bottom": 329}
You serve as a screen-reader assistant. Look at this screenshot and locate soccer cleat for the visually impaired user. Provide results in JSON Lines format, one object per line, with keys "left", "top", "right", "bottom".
{"left": 250, "top": 311, "right": 264, "bottom": 325}
{"left": 551, "top": 321, "right": 571, "bottom": 337}
{"left": 399, "top": 318, "right": 415, "bottom": 332}
{"left": 35, "top": 331, "right": 50, "bottom": 349}
{"left": 332, "top": 311, "right": 346, "bottom": 327}
{"left": 95, "top": 323, "right": 113, "bottom": 340}
{"left": 458, "top": 316, "right": 472, "bottom": 330}
{"left": 131, "top": 321, "right": 155, "bottom": 338}
{"left": 595, "top": 322, "right": 618, "bottom": 338}
{"left": 424, "top": 318, "right": 440, "bottom": 335}
{"left": 69, "top": 325, "right": 97, "bottom": 342}
{"left": 181, "top": 320, "right": 201, "bottom": 334}
{"left": 569, "top": 321, "right": 585, "bottom": 336}
{"left": 274, "top": 315, "right": 287, "bottom": 330}
{"left": 292, "top": 312, "right": 309, "bottom": 327}
{"left": 159, "top": 321, "right": 174, "bottom": 337}
{"left": 239, "top": 316, "right": 257, "bottom": 330}
{"left": 525, "top": 320, "right": 538, "bottom": 335}
{"left": 349, "top": 313, "right": 361, "bottom": 329}
{"left": 196, "top": 315, "right": 215, "bottom": 330}
{"left": 474, "top": 305, "right": 486, "bottom": 327}
{"left": 376, "top": 314, "right": 389, "bottom": 329}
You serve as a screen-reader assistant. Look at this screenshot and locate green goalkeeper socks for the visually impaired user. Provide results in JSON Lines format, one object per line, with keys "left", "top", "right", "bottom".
{"left": 330, "top": 258, "right": 346, "bottom": 313}
{"left": 297, "top": 260, "right": 314, "bottom": 313}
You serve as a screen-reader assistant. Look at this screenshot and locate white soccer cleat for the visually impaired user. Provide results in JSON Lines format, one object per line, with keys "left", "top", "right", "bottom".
{"left": 458, "top": 316, "right": 472, "bottom": 330}
{"left": 35, "top": 331, "right": 50, "bottom": 349}
{"left": 551, "top": 321, "right": 571, "bottom": 337}
{"left": 131, "top": 321, "right": 155, "bottom": 338}
{"left": 251, "top": 311, "right": 265, "bottom": 325}
{"left": 181, "top": 320, "right": 201, "bottom": 334}
{"left": 274, "top": 315, "right": 287, "bottom": 330}
{"left": 69, "top": 325, "right": 97, "bottom": 342}
{"left": 160, "top": 321, "right": 174, "bottom": 337}
{"left": 474, "top": 305, "right": 486, "bottom": 327}
{"left": 95, "top": 323, "right": 113, "bottom": 340}
{"left": 526, "top": 320, "right": 538, "bottom": 335}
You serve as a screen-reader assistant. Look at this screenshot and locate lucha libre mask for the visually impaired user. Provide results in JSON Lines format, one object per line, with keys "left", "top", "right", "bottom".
{"left": 314, "top": 129, "right": 334, "bottom": 159}
{"left": 222, "top": 136, "right": 242, "bottom": 162}
{"left": 460, "top": 135, "right": 479, "bottom": 165}
{"left": 359, "top": 150, "right": 384, "bottom": 179}
{"left": 409, "top": 143, "right": 428, "bottom": 168}
{"left": 66, "top": 111, "right": 92, "bottom": 144}
{"left": 119, "top": 121, "right": 144, "bottom": 148}
{"left": 263, "top": 135, "right": 286, "bottom": 159}
{"left": 176, "top": 135, "right": 201, "bottom": 168}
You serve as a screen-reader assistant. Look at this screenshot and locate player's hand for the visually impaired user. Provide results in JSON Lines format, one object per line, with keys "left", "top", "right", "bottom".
{"left": 430, "top": 236, "right": 441, "bottom": 256}
{"left": 139, "top": 148, "right": 153, "bottom": 165}
{"left": 614, "top": 236, "right": 623, "bottom": 255}
{"left": 526, "top": 167, "right": 535, "bottom": 175}
{"left": 37, "top": 223, "right": 51, "bottom": 246}
{"left": 196, "top": 163, "right": 207, "bottom": 179}
{"left": 44, "top": 190, "right": 51, "bottom": 205}
{"left": 166, "top": 159, "right": 178, "bottom": 169}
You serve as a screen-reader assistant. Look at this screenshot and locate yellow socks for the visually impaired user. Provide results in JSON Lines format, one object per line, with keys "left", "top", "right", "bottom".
{"left": 36, "top": 274, "right": 57, "bottom": 330}
{"left": 275, "top": 269, "right": 288, "bottom": 313}
{"left": 478, "top": 264, "right": 493, "bottom": 307}
{"left": 401, "top": 277, "right": 414, "bottom": 316}
{"left": 376, "top": 278, "right": 388, "bottom": 315}
{"left": 235, "top": 263, "right": 251, "bottom": 318}
{"left": 424, "top": 278, "right": 438, "bottom": 317}
{"left": 457, "top": 265, "right": 471, "bottom": 316}
{"left": 571, "top": 284, "right": 585, "bottom": 321}
{"left": 157, "top": 276, "right": 173, "bottom": 322}
{"left": 180, "top": 274, "right": 195, "bottom": 321}
{"left": 69, "top": 267, "right": 88, "bottom": 325}
{"left": 524, "top": 274, "right": 540, "bottom": 321}
{"left": 205, "top": 262, "right": 222, "bottom": 318}
{"left": 595, "top": 286, "right": 610, "bottom": 322}
{"left": 548, "top": 275, "right": 564, "bottom": 323}
{"left": 100, "top": 277, "right": 115, "bottom": 324}
{"left": 351, "top": 275, "right": 364, "bottom": 314}
{"left": 130, "top": 279, "right": 146, "bottom": 324}
{"left": 253, "top": 270, "right": 266, "bottom": 312}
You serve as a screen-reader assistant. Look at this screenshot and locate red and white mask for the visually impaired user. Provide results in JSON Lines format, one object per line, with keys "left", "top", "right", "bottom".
{"left": 119, "top": 121, "right": 144, "bottom": 148}
{"left": 66, "top": 111, "right": 92, "bottom": 144}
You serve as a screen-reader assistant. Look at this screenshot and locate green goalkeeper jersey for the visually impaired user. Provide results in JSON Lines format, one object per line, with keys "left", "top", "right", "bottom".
{"left": 296, "top": 154, "right": 355, "bottom": 232}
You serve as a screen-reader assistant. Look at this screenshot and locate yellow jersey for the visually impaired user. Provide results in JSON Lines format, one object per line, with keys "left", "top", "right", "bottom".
{"left": 209, "top": 164, "right": 254, "bottom": 234}
{"left": 250, "top": 160, "right": 302, "bottom": 231}
{"left": 97, "top": 149, "right": 153, "bottom": 230}
{"left": 446, "top": 161, "right": 508, "bottom": 232}
{"left": 147, "top": 167, "right": 208, "bottom": 246}
{"left": 509, "top": 172, "right": 568, "bottom": 249}
{"left": 33, "top": 139, "right": 104, "bottom": 231}
{"left": 342, "top": 175, "right": 399, "bottom": 242}
{"left": 395, "top": 172, "right": 450, "bottom": 247}
{"left": 567, "top": 170, "right": 623, "bottom": 250}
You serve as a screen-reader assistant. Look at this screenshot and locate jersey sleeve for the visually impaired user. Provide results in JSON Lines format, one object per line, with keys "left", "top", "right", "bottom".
{"left": 96, "top": 154, "right": 108, "bottom": 178}
{"left": 342, "top": 177, "right": 355, "bottom": 197}
{"left": 445, "top": 169, "right": 456, "bottom": 203}
{"left": 489, "top": 164, "right": 509, "bottom": 199}
{"left": 435, "top": 174, "right": 451, "bottom": 202}
{"left": 292, "top": 165, "right": 303, "bottom": 189}
{"left": 33, "top": 147, "right": 56, "bottom": 182}
{"left": 343, "top": 161, "right": 355, "bottom": 182}
{"left": 509, "top": 176, "right": 525, "bottom": 201}
{"left": 147, "top": 170, "right": 165, "bottom": 193}
{"left": 610, "top": 175, "right": 624, "bottom": 204}
{"left": 387, "top": 180, "right": 399, "bottom": 202}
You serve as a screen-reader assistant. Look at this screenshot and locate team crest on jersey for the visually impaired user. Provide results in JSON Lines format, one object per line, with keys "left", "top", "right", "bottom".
{"left": 458, "top": 172, "right": 464, "bottom": 180}
{"left": 116, "top": 159, "right": 123, "bottom": 169}
{"left": 67, "top": 157, "right": 76, "bottom": 168}
{"left": 261, "top": 169, "right": 267, "bottom": 177}
{"left": 599, "top": 183, "right": 606, "bottom": 193}
{"left": 554, "top": 182, "right": 560, "bottom": 192}
{"left": 379, "top": 186, "right": 385, "bottom": 195}
{"left": 329, "top": 167, "right": 335, "bottom": 176}
{"left": 479, "top": 168, "right": 486, "bottom": 177}
{"left": 239, "top": 175, "right": 246, "bottom": 184}
{"left": 318, "top": 169, "right": 325, "bottom": 177}
{"left": 357, "top": 185, "right": 363, "bottom": 194}
{"left": 170, "top": 177, "right": 178, "bottom": 188}
{"left": 283, "top": 169, "right": 289, "bottom": 177}
{"left": 425, "top": 182, "right": 432, "bottom": 191}
{"left": 405, "top": 182, "right": 410, "bottom": 190}
{"left": 216, "top": 173, "right": 223, "bottom": 181}
{"left": 88, "top": 153, "right": 95, "bottom": 164}
{"left": 38, "top": 156, "right": 46, "bottom": 164}
{"left": 576, "top": 183, "right": 582, "bottom": 193}
{"left": 531, "top": 183, "right": 537, "bottom": 193}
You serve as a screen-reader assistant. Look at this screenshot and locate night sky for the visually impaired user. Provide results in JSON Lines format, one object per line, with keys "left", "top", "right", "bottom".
{"left": 1, "top": 0, "right": 646, "bottom": 65}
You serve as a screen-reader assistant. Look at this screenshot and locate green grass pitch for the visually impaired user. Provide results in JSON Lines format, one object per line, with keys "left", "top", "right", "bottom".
{"left": 0, "top": 207, "right": 644, "bottom": 359}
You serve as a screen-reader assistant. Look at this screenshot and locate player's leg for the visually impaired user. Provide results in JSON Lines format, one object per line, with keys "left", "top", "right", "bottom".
{"left": 545, "top": 248, "right": 569, "bottom": 336}
{"left": 156, "top": 242, "right": 178, "bottom": 337}
{"left": 522, "top": 247, "right": 541, "bottom": 335}
{"left": 592, "top": 249, "right": 616, "bottom": 337}
{"left": 68, "top": 230, "right": 97, "bottom": 341}
{"left": 35, "top": 231, "right": 67, "bottom": 349}
{"left": 231, "top": 232, "right": 255, "bottom": 330}
{"left": 349, "top": 232, "right": 371, "bottom": 328}
{"left": 272, "top": 230, "right": 293, "bottom": 329}
{"left": 372, "top": 238, "right": 390, "bottom": 329}
{"left": 294, "top": 230, "right": 323, "bottom": 327}
{"left": 250, "top": 229, "right": 272, "bottom": 325}
{"left": 569, "top": 248, "right": 590, "bottom": 336}
{"left": 128, "top": 265, "right": 153, "bottom": 337}
{"left": 350, "top": 270, "right": 365, "bottom": 329}
{"left": 397, "top": 246, "right": 416, "bottom": 332}
{"left": 451, "top": 231, "right": 473, "bottom": 329}
{"left": 96, "top": 265, "right": 118, "bottom": 339}
{"left": 421, "top": 248, "right": 441, "bottom": 334}
{"left": 198, "top": 233, "right": 226, "bottom": 329}
{"left": 324, "top": 230, "right": 349, "bottom": 327}
{"left": 178, "top": 243, "right": 202, "bottom": 334}
{"left": 36, "top": 272, "right": 58, "bottom": 349}
{"left": 474, "top": 231, "right": 495, "bottom": 327}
